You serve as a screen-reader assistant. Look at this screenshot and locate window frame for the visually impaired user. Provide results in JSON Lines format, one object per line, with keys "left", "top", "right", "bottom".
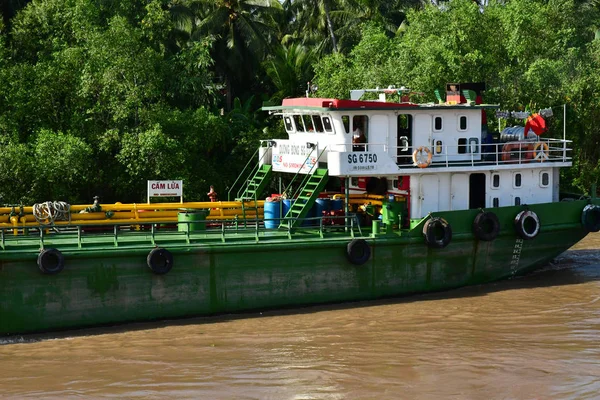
{"left": 491, "top": 173, "right": 500, "bottom": 189}
{"left": 513, "top": 172, "right": 522, "bottom": 189}
{"left": 433, "top": 116, "right": 443, "bottom": 132}
{"left": 540, "top": 171, "right": 550, "bottom": 188}
{"left": 458, "top": 115, "right": 468, "bottom": 131}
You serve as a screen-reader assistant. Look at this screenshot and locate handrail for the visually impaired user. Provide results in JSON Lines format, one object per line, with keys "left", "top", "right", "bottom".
{"left": 0, "top": 212, "right": 367, "bottom": 251}
{"left": 284, "top": 146, "right": 328, "bottom": 201}
{"left": 281, "top": 146, "right": 317, "bottom": 199}
{"left": 227, "top": 141, "right": 272, "bottom": 201}
{"left": 227, "top": 146, "right": 260, "bottom": 201}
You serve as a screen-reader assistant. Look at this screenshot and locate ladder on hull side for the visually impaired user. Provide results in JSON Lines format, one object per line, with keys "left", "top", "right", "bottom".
{"left": 280, "top": 168, "right": 329, "bottom": 229}
{"left": 236, "top": 164, "right": 273, "bottom": 225}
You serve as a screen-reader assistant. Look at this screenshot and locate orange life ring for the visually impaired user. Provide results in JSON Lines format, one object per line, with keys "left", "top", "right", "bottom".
{"left": 501, "top": 142, "right": 534, "bottom": 163}
{"left": 533, "top": 142, "right": 549, "bottom": 162}
{"left": 412, "top": 146, "right": 432, "bottom": 168}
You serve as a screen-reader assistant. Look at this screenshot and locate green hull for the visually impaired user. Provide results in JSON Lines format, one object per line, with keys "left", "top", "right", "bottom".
{"left": 0, "top": 199, "right": 595, "bottom": 335}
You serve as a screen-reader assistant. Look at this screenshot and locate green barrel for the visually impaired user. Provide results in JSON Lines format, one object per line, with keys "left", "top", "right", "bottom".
{"left": 178, "top": 210, "right": 207, "bottom": 232}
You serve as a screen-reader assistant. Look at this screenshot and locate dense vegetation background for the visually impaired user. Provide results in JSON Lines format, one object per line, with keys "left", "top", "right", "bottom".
{"left": 0, "top": 0, "right": 599, "bottom": 204}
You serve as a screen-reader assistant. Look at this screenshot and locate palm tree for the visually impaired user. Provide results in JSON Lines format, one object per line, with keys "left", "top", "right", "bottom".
{"left": 264, "top": 43, "right": 315, "bottom": 102}
{"left": 171, "top": 0, "right": 283, "bottom": 110}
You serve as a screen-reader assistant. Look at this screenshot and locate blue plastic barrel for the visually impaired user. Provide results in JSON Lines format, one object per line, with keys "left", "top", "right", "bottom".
{"left": 283, "top": 199, "right": 312, "bottom": 226}
{"left": 282, "top": 199, "right": 293, "bottom": 217}
{"left": 264, "top": 200, "right": 281, "bottom": 229}
{"left": 315, "top": 198, "right": 331, "bottom": 218}
{"left": 331, "top": 198, "right": 344, "bottom": 211}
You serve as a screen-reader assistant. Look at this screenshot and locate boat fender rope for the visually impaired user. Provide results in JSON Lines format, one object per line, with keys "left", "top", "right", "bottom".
{"left": 38, "top": 248, "right": 65, "bottom": 275}
{"left": 472, "top": 211, "right": 500, "bottom": 241}
{"left": 346, "top": 239, "right": 371, "bottom": 265}
{"left": 423, "top": 217, "right": 452, "bottom": 248}
{"left": 147, "top": 248, "right": 173, "bottom": 275}
{"left": 581, "top": 204, "right": 600, "bottom": 233}
{"left": 412, "top": 146, "right": 432, "bottom": 168}
{"left": 514, "top": 210, "right": 540, "bottom": 240}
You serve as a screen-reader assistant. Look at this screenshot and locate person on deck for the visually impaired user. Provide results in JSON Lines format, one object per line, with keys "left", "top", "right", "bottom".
{"left": 352, "top": 117, "right": 366, "bottom": 151}
{"left": 207, "top": 186, "right": 218, "bottom": 202}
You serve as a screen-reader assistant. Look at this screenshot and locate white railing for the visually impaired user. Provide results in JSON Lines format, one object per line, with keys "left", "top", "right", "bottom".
{"left": 330, "top": 138, "right": 571, "bottom": 168}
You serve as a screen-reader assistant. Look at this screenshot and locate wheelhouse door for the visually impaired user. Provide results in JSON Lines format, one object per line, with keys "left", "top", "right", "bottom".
{"left": 369, "top": 115, "right": 389, "bottom": 154}
{"left": 419, "top": 174, "right": 439, "bottom": 217}
{"left": 451, "top": 173, "right": 469, "bottom": 211}
{"left": 397, "top": 114, "right": 413, "bottom": 164}
{"left": 469, "top": 173, "right": 486, "bottom": 209}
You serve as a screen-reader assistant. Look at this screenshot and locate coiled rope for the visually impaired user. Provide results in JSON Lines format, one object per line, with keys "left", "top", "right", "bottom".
{"left": 33, "top": 201, "right": 71, "bottom": 225}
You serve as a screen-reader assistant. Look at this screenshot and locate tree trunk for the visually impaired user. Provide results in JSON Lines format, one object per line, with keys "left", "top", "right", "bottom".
{"left": 323, "top": 1, "right": 338, "bottom": 53}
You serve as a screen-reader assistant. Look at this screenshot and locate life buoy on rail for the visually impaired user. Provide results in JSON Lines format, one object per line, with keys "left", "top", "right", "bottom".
{"left": 514, "top": 210, "right": 540, "bottom": 240}
{"left": 423, "top": 217, "right": 452, "bottom": 248}
{"left": 581, "top": 204, "right": 600, "bottom": 233}
{"left": 501, "top": 142, "right": 534, "bottom": 164}
{"left": 147, "top": 248, "right": 173, "bottom": 275}
{"left": 412, "top": 146, "right": 432, "bottom": 168}
{"left": 533, "top": 142, "right": 550, "bottom": 162}
{"left": 346, "top": 239, "right": 371, "bottom": 265}
{"left": 472, "top": 211, "right": 500, "bottom": 241}
{"left": 38, "top": 248, "right": 65, "bottom": 275}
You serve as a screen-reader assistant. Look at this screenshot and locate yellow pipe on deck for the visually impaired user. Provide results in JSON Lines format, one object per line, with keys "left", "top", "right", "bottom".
{"left": 0, "top": 200, "right": 265, "bottom": 215}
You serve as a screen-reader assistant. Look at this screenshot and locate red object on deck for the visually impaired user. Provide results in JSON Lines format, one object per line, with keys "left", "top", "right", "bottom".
{"left": 524, "top": 113, "right": 547, "bottom": 136}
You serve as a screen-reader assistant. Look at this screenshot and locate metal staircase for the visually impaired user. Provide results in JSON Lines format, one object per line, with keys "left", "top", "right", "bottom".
{"left": 280, "top": 168, "right": 329, "bottom": 229}
{"left": 236, "top": 164, "right": 272, "bottom": 202}
{"left": 236, "top": 164, "right": 273, "bottom": 225}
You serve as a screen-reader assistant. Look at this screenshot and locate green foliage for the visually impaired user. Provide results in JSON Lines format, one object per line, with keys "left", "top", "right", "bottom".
{"left": 31, "top": 129, "right": 94, "bottom": 203}
{"left": 1, "top": 0, "right": 600, "bottom": 204}
{"left": 0, "top": 140, "right": 35, "bottom": 204}
{"left": 264, "top": 43, "right": 315, "bottom": 102}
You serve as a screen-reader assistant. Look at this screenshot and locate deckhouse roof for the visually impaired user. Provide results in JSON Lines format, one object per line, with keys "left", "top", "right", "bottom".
{"left": 262, "top": 97, "right": 499, "bottom": 112}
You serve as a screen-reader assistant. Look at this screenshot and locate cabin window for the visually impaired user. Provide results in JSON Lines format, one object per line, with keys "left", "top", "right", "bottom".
{"left": 398, "top": 115, "right": 410, "bottom": 129}
{"left": 342, "top": 115, "right": 350, "bottom": 133}
{"left": 459, "top": 116, "right": 468, "bottom": 130}
{"left": 322, "top": 117, "right": 333, "bottom": 133}
{"left": 515, "top": 196, "right": 521, "bottom": 206}
{"left": 514, "top": 173, "right": 522, "bottom": 188}
{"left": 284, "top": 116, "right": 294, "bottom": 132}
{"left": 492, "top": 173, "right": 500, "bottom": 189}
{"left": 293, "top": 115, "right": 305, "bottom": 132}
{"left": 312, "top": 115, "right": 324, "bottom": 133}
{"left": 303, "top": 115, "right": 315, "bottom": 132}
{"left": 540, "top": 171, "right": 549, "bottom": 187}
{"left": 458, "top": 138, "right": 467, "bottom": 154}
{"left": 434, "top": 116, "right": 443, "bottom": 131}
{"left": 492, "top": 197, "right": 499, "bottom": 207}
{"left": 351, "top": 177, "right": 359, "bottom": 187}
{"left": 435, "top": 140, "right": 443, "bottom": 155}
{"left": 352, "top": 115, "right": 368, "bottom": 151}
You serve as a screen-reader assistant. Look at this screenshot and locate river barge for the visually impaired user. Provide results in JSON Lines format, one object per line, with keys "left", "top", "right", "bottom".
{"left": 1, "top": 82, "right": 599, "bottom": 335}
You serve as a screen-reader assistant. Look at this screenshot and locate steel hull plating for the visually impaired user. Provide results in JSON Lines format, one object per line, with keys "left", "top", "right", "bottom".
{"left": 0, "top": 200, "right": 593, "bottom": 335}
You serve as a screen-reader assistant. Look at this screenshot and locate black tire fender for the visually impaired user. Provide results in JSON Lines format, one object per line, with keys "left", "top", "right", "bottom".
{"left": 423, "top": 217, "right": 452, "bottom": 248}
{"left": 472, "top": 211, "right": 500, "bottom": 241}
{"left": 514, "top": 210, "right": 540, "bottom": 240}
{"left": 581, "top": 204, "right": 600, "bottom": 233}
{"left": 147, "top": 248, "right": 173, "bottom": 275}
{"left": 38, "top": 248, "right": 65, "bottom": 275}
{"left": 346, "top": 239, "right": 371, "bottom": 265}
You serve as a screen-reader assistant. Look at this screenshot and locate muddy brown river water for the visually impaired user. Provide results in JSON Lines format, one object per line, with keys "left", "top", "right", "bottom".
{"left": 1, "top": 233, "right": 600, "bottom": 399}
